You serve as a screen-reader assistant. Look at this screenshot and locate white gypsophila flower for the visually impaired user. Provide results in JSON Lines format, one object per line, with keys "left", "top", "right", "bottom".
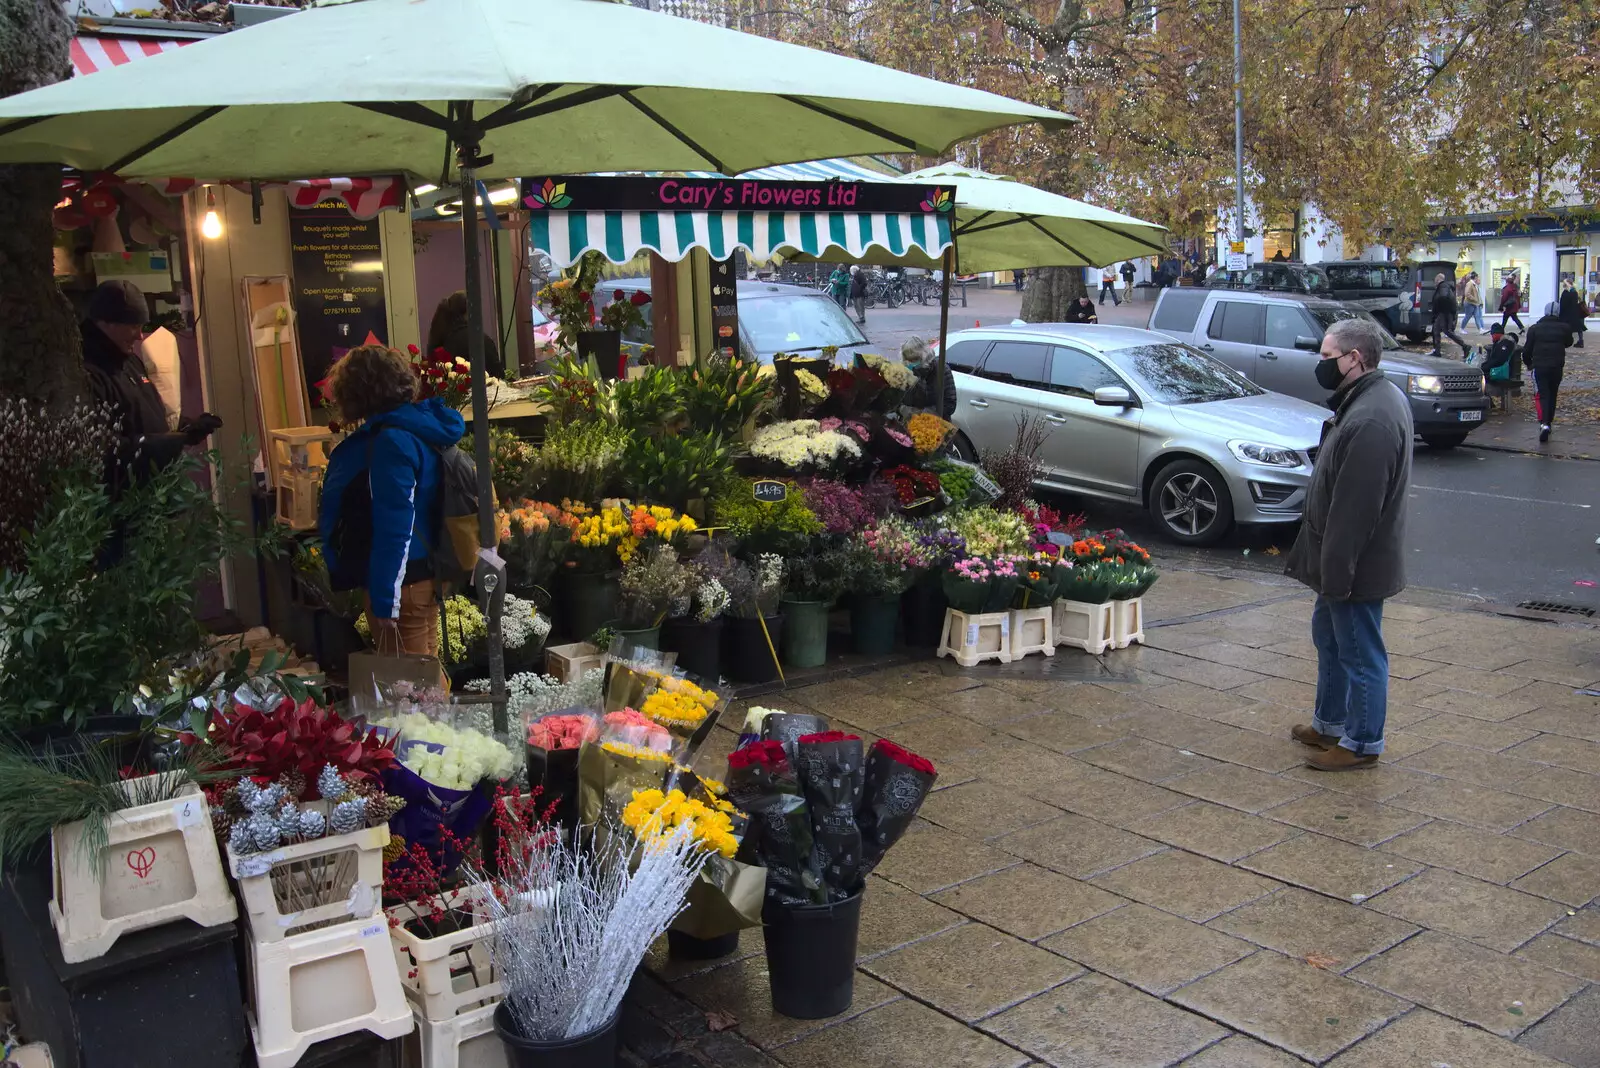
{"left": 502, "top": 594, "right": 548, "bottom": 650}
{"left": 694, "top": 578, "right": 729, "bottom": 623}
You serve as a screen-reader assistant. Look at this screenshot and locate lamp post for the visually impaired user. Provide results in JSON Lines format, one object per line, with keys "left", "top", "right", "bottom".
{"left": 1232, "top": 0, "right": 1245, "bottom": 251}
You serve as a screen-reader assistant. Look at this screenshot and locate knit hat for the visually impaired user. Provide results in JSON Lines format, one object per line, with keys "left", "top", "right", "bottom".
{"left": 87, "top": 280, "right": 149, "bottom": 326}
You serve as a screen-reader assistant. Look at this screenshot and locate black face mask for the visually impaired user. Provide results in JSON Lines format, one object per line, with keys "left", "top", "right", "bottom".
{"left": 1314, "top": 354, "right": 1350, "bottom": 390}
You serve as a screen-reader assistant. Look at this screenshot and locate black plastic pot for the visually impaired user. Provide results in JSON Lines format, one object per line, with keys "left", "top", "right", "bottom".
{"left": 556, "top": 571, "right": 621, "bottom": 644}
{"left": 667, "top": 929, "right": 739, "bottom": 961}
{"left": 900, "top": 574, "right": 950, "bottom": 649}
{"left": 762, "top": 891, "right": 863, "bottom": 1019}
{"left": 578, "top": 329, "right": 625, "bottom": 381}
{"left": 849, "top": 592, "right": 901, "bottom": 655}
{"left": 722, "top": 613, "right": 785, "bottom": 685}
{"left": 660, "top": 617, "right": 723, "bottom": 680}
{"left": 493, "top": 1002, "right": 619, "bottom": 1068}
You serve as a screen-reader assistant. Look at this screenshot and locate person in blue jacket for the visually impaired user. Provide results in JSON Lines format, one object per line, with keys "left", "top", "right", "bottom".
{"left": 318, "top": 344, "right": 466, "bottom": 658}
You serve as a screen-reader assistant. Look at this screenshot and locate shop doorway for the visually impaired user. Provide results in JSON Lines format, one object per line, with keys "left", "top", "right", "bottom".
{"left": 1559, "top": 248, "right": 1588, "bottom": 289}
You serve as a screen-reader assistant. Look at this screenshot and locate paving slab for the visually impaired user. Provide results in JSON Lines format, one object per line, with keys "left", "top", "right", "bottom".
{"left": 1239, "top": 833, "right": 1426, "bottom": 902}
{"left": 993, "top": 813, "right": 1167, "bottom": 879}
{"left": 1516, "top": 932, "right": 1600, "bottom": 982}
{"left": 1169, "top": 950, "right": 1410, "bottom": 1063}
{"left": 863, "top": 923, "right": 1082, "bottom": 1022}
{"left": 1040, "top": 903, "right": 1254, "bottom": 996}
{"left": 1377, "top": 819, "right": 1565, "bottom": 884}
{"left": 1279, "top": 762, "right": 1442, "bottom": 803}
{"left": 1090, "top": 848, "right": 1281, "bottom": 922}
{"left": 929, "top": 864, "right": 1127, "bottom": 942}
{"left": 1554, "top": 908, "right": 1600, "bottom": 946}
{"left": 1503, "top": 732, "right": 1600, "bottom": 774}
{"left": 675, "top": 959, "right": 901, "bottom": 1050}
{"left": 1207, "top": 886, "right": 1419, "bottom": 972}
{"left": 1349, "top": 931, "right": 1585, "bottom": 1038}
{"left": 1125, "top": 800, "right": 1300, "bottom": 862}
{"left": 1512, "top": 851, "right": 1600, "bottom": 906}
{"left": 1513, "top": 764, "right": 1600, "bottom": 814}
{"left": 1395, "top": 741, "right": 1545, "bottom": 788}
{"left": 872, "top": 820, "right": 1023, "bottom": 895}
{"left": 776, "top": 996, "right": 1032, "bottom": 1068}
{"left": 1074, "top": 736, "right": 1220, "bottom": 783}
{"left": 1364, "top": 866, "right": 1569, "bottom": 953}
{"left": 1398, "top": 710, "right": 1541, "bottom": 751}
{"left": 999, "top": 709, "right": 1127, "bottom": 754}
{"left": 1324, "top": 1008, "right": 1573, "bottom": 1067}
{"left": 855, "top": 874, "right": 968, "bottom": 959}
{"left": 1386, "top": 778, "right": 1556, "bottom": 833}
{"left": 1165, "top": 764, "right": 1321, "bottom": 814}
{"left": 1264, "top": 792, "right": 1432, "bottom": 848}
{"left": 919, "top": 780, "right": 1066, "bottom": 841}
{"left": 984, "top": 974, "right": 1227, "bottom": 1068}
{"left": 1022, "top": 767, "right": 1192, "bottom": 826}
{"left": 1515, "top": 984, "right": 1600, "bottom": 1067}
{"left": 1177, "top": 1035, "right": 1306, "bottom": 1067}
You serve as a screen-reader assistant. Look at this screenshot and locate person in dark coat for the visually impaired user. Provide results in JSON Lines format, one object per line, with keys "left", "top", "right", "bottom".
{"left": 1524, "top": 303, "right": 1576, "bottom": 443}
{"left": 1559, "top": 282, "right": 1587, "bottom": 349}
{"left": 1284, "top": 317, "right": 1412, "bottom": 771}
{"left": 849, "top": 267, "right": 870, "bottom": 325}
{"left": 1429, "top": 272, "right": 1468, "bottom": 357}
{"left": 901, "top": 336, "right": 956, "bottom": 417}
{"left": 1063, "top": 296, "right": 1099, "bottom": 324}
{"left": 82, "top": 280, "right": 219, "bottom": 486}
{"left": 427, "top": 290, "right": 504, "bottom": 380}
{"left": 1500, "top": 274, "right": 1524, "bottom": 331}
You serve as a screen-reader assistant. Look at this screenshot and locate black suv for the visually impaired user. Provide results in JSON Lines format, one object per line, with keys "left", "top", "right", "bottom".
{"left": 1205, "top": 261, "right": 1332, "bottom": 297}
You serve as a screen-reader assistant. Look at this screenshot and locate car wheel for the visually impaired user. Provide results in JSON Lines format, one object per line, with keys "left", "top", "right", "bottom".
{"left": 1149, "top": 459, "right": 1234, "bottom": 546}
{"left": 951, "top": 431, "right": 978, "bottom": 463}
{"left": 1422, "top": 432, "right": 1468, "bottom": 449}
{"left": 1402, "top": 330, "right": 1428, "bottom": 343}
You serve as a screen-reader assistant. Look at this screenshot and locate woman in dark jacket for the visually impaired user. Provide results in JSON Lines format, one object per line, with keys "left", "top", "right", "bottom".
{"left": 1559, "top": 283, "right": 1587, "bottom": 349}
{"left": 1524, "top": 303, "right": 1576, "bottom": 443}
{"left": 427, "top": 290, "right": 504, "bottom": 380}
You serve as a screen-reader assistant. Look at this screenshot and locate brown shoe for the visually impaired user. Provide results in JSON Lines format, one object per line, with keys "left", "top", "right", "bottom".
{"left": 1304, "top": 746, "right": 1379, "bottom": 772}
{"left": 1291, "top": 724, "right": 1340, "bottom": 749}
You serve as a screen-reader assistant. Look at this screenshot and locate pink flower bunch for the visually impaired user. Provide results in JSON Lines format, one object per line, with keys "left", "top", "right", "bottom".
{"left": 951, "top": 556, "right": 993, "bottom": 582}
{"left": 885, "top": 425, "right": 913, "bottom": 448}
{"left": 863, "top": 517, "right": 929, "bottom": 570}
{"left": 819, "top": 417, "right": 870, "bottom": 442}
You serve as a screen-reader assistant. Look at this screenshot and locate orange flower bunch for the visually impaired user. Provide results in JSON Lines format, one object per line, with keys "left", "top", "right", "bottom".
{"left": 1070, "top": 537, "right": 1107, "bottom": 561}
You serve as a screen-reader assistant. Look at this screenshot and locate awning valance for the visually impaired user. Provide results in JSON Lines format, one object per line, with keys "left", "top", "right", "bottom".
{"left": 530, "top": 208, "right": 952, "bottom": 267}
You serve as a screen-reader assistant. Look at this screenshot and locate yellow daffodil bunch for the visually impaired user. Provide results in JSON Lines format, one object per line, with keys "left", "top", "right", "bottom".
{"left": 622, "top": 788, "right": 738, "bottom": 858}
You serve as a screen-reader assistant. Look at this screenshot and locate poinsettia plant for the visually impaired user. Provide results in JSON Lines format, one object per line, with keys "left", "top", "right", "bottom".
{"left": 189, "top": 696, "right": 397, "bottom": 799}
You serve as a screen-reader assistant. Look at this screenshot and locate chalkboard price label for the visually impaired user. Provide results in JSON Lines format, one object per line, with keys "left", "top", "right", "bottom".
{"left": 752, "top": 480, "right": 788, "bottom": 504}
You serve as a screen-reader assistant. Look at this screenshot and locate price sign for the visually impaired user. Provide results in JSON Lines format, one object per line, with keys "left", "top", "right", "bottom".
{"left": 172, "top": 797, "right": 203, "bottom": 829}
{"left": 752, "top": 479, "right": 788, "bottom": 504}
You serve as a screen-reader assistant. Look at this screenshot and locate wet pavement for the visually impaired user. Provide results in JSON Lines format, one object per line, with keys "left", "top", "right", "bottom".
{"left": 648, "top": 565, "right": 1600, "bottom": 1067}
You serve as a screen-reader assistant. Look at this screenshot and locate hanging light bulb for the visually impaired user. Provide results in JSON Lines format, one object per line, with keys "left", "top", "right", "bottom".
{"left": 200, "top": 187, "right": 223, "bottom": 240}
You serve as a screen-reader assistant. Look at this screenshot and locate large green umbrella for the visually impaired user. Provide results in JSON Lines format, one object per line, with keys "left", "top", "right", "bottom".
{"left": 0, "top": 0, "right": 1069, "bottom": 720}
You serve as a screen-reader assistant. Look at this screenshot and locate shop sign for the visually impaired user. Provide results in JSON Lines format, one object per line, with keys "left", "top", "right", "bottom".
{"left": 710, "top": 256, "right": 740, "bottom": 361}
{"left": 1430, "top": 212, "right": 1600, "bottom": 241}
{"left": 752, "top": 480, "right": 788, "bottom": 504}
{"left": 520, "top": 175, "right": 954, "bottom": 216}
{"left": 288, "top": 201, "right": 388, "bottom": 401}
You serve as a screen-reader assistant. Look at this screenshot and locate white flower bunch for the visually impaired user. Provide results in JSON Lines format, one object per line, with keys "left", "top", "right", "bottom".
{"left": 863, "top": 353, "right": 916, "bottom": 390}
{"left": 480, "top": 667, "right": 606, "bottom": 720}
{"left": 693, "top": 578, "right": 730, "bottom": 623}
{"left": 502, "top": 594, "right": 551, "bottom": 651}
{"left": 750, "top": 420, "right": 862, "bottom": 470}
{"left": 756, "top": 554, "right": 784, "bottom": 597}
{"left": 384, "top": 710, "right": 516, "bottom": 791}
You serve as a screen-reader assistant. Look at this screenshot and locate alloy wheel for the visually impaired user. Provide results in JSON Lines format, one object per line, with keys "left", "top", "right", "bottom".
{"left": 1159, "top": 472, "right": 1220, "bottom": 537}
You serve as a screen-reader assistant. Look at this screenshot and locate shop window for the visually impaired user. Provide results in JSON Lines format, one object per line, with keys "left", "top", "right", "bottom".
{"left": 1262, "top": 211, "right": 1298, "bottom": 262}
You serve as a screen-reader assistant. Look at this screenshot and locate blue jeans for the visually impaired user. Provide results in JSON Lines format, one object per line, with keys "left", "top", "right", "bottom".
{"left": 1462, "top": 302, "right": 1485, "bottom": 330}
{"left": 1310, "top": 596, "right": 1388, "bottom": 755}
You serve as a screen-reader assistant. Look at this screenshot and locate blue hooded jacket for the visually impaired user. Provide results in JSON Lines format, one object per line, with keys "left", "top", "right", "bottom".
{"left": 317, "top": 397, "right": 467, "bottom": 619}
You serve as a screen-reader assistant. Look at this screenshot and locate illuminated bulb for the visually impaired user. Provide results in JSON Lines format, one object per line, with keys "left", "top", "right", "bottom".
{"left": 200, "top": 187, "right": 222, "bottom": 239}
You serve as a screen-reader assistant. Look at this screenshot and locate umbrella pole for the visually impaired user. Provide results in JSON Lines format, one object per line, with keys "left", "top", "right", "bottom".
{"left": 937, "top": 247, "right": 953, "bottom": 418}
{"left": 456, "top": 110, "right": 507, "bottom": 733}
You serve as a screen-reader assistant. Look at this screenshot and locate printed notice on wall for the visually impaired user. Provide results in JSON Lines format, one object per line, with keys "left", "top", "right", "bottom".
{"left": 288, "top": 201, "right": 388, "bottom": 403}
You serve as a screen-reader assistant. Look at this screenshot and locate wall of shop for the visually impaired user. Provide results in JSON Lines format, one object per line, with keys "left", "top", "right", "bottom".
{"left": 1428, "top": 233, "right": 1598, "bottom": 312}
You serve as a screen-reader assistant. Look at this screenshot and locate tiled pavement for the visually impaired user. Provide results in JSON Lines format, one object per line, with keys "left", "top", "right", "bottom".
{"left": 648, "top": 566, "right": 1600, "bottom": 1067}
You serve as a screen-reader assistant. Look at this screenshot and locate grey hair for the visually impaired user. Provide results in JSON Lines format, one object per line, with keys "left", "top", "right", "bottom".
{"left": 901, "top": 336, "right": 929, "bottom": 363}
{"left": 1325, "top": 317, "right": 1385, "bottom": 369}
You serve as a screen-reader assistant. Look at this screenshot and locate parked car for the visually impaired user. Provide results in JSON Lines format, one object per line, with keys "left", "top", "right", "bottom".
{"left": 1320, "top": 260, "right": 1409, "bottom": 334}
{"left": 1390, "top": 259, "right": 1460, "bottom": 342}
{"left": 1149, "top": 287, "right": 1490, "bottom": 448}
{"left": 531, "top": 303, "right": 557, "bottom": 354}
{"left": 945, "top": 324, "right": 1328, "bottom": 545}
{"left": 602, "top": 278, "right": 874, "bottom": 364}
{"left": 1205, "top": 261, "right": 1332, "bottom": 297}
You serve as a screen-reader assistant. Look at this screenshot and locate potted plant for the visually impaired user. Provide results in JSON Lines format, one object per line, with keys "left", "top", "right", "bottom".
{"left": 902, "top": 525, "right": 965, "bottom": 648}
{"left": 501, "top": 592, "right": 553, "bottom": 675}
{"left": 937, "top": 555, "right": 1020, "bottom": 667}
{"left": 718, "top": 553, "right": 786, "bottom": 685}
{"left": 622, "top": 431, "right": 732, "bottom": 515}
{"left": 778, "top": 544, "right": 851, "bottom": 669}
{"left": 844, "top": 517, "right": 926, "bottom": 656}
{"left": 614, "top": 544, "right": 694, "bottom": 650}
{"left": 587, "top": 287, "right": 650, "bottom": 380}
{"left": 661, "top": 562, "right": 732, "bottom": 680}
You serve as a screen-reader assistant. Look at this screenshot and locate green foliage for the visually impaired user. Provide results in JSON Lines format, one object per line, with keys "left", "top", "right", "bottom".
{"left": 485, "top": 427, "right": 540, "bottom": 503}
{"left": 622, "top": 431, "right": 732, "bottom": 512}
{"left": 612, "top": 365, "right": 686, "bottom": 433}
{"left": 130, "top": 642, "right": 326, "bottom": 739}
{"left": 617, "top": 545, "right": 695, "bottom": 628}
{"left": 706, "top": 478, "right": 822, "bottom": 556}
{"left": 782, "top": 543, "right": 853, "bottom": 604}
{"left": 0, "top": 452, "right": 259, "bottom": 732}
{"left": 929, "top": 459, "right": 976, "bottom": 505}
{"left": 842, "top": 535, "right": 916, "bottom": 597}
{"left": 534, "top": 422, "right": 629, "bottom": 505}
{"left": 680, "top": 355, "right": 776, "bottom": 438}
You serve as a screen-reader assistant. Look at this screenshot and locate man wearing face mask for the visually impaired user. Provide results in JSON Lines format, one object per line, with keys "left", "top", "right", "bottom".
{"left": 1285, "top": 318, "right": 1412, "bottom": 771}
{"left": 81, "top": 280, "right": 221, "bottom": 486}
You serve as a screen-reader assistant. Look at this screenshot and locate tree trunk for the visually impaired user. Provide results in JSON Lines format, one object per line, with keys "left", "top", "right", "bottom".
{"left": 0, "top": 0, "right": 81, "bottom": 412}
{"left": 1019, "top": 267, "right": 1087, "bottom": 322}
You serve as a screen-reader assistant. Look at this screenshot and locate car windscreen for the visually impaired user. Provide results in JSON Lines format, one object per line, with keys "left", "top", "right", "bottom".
{"left": 1110, "top": 343, "right": 1264, "bottom": 404}
{"left": 1325, "top": 265, "right": 1404, "bottom": 290}
{"left": 1310, "top": 307, "right": 1404, "bottom": 351}
{"left": 741, "top": 293, "right": 868, "bottom": 353}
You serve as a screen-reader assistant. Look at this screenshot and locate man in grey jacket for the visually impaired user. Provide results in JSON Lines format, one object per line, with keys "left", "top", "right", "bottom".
{"left": 1284, "top": 317, "right": 1412, "bottom": 770}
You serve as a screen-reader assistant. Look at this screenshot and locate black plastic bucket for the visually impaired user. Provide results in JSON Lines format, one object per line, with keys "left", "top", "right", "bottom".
{"left": 667, "top": 928, "right": 740, "bottom": 960}
{"left": 762, "top": 891, "right": 862, "bottom": 1019}
{"left": 660, "top": 616, "right": 723, "bottom": 680}
{"left": 723, "top": 613, "right": 785, "bottom": 684}
{"left": 493, "top": 1003, "right": 619, "bottom": 1068}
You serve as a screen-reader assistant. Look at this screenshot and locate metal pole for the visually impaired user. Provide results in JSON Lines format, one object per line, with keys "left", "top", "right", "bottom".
{"left": 1232, "top": 0, "right": 1245, "bottom": 247}
{"left": 455, "top": 102, "right": 507, "bottom": 732}
{"left": 936, "top": 247, "right": 953, "bottom": 418}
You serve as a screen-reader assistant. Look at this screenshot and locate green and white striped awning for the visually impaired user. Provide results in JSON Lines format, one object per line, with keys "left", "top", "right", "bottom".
{"left": 531, "top": 208, "right": 952, "bottom": 268}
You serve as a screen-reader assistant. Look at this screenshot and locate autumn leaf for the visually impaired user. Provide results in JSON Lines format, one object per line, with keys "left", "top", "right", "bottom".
{"left": 705, "top": 1010, "right": 738, "bottom": 1032}
{"left": 1305, "top": 952, "right": 1341, "bottom": 970}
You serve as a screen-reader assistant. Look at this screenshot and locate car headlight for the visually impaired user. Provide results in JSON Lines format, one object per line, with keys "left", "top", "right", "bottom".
{"left": 1229, "top": 440, "right": 1303, "bottom": 468}
{"left": 1409, "top": 374, "right": 1444, "bottom": 395}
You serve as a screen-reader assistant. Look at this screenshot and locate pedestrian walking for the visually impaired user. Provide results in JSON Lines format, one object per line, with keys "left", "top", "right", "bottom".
{"left": 1285, "top": 317, "right": 1412, "bottom": 771}
{"left": 1500, "top": 273, "right": 1525, "bottom": 330}
{"left": 1453, "top": 272, "right": 1469, "bottom": 327}
{"left": 849, "top": 265, "right": 869, "bottom": 325}
{"left": 1559, "top": 281, "right": 1588, "bottom": 349}
{"left": 1119, "top": 260, "right": 1135, "bottom": 296}
{"left": 1099, "top": 266, "right": 1121, "bottom": 306}
{"left": 1429, "top": 273, "right": 1468, "bottom": 356}
{"left": 1461, "top": 272, "right": 1485, "bottom": 331}
{"left": 828, "top": 264, "right": 850, "bottom": 310}
{"left": 1525, "top": 301, "right": 1576, "bottom": 443}
{"left": 1013, "top": 268, "right": 1026, "bottom": 292}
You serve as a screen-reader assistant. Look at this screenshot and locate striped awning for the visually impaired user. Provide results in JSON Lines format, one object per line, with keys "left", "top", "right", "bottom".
{"left": 532, "top": 208, "right": 952, "bottom": 268}
{"left": 70, "top": 34, "right": 196, "bottom": 77}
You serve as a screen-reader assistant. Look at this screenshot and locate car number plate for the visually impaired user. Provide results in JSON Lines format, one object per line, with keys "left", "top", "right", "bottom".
{"left": 1459, "top": 410, "right": 1484, "bottom": 422}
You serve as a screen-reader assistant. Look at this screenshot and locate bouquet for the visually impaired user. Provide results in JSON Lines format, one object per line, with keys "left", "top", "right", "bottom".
{"left": 596, "top": 288, "right": 650, "bottom": 335}
{"left": 1053, "top": 559, "right": 1116, "bottom": 604}
{"left": 750, "top": 419, "right": 864, "bottom": 474}
{"left": 536, "top": 251, "right": 604, "bottom": 351}
{"left": 616, "top": 544, "right": 695, "bottom": 629}
{"left": 951, "top": 506, "right": 1031, "bottom": 557}
{"left": 941, "top": 555, "right": 1020, "bottom": 614}
{"left": 801, "top": 477, "right": 894, "bottom": 535}
{"left": 1014, "top": 553, "right": 1060, "bottom": 609}
{"left": 500, "top": 500, "right": 577, "bottom": 592}
{"left": 526, "top": 709, "right": 599, "bottom": 829}
{"left": 861, "top": 353, "right": 917, "bottom": 408}
{"left": 680, "top": 354, "right": 776, "bottom": 438}
{"left": 377, "top": 711, "right": 513, "bottom": 871}
{"left": 409, "top": 344, "right": 473, "bottom": 409}
{"left": 535, "top": 423, "right": 628, "bottom": 507}
{"left": 907, "top": 412, "right": 955, "bottom": 456}
{"left": 882, "top": 464, "right": 942, "bottom": 506}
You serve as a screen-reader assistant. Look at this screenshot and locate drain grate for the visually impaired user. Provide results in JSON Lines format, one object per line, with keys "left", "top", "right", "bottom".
{"left": 1517, "top": 600, "right": 1596, "bottom": 617}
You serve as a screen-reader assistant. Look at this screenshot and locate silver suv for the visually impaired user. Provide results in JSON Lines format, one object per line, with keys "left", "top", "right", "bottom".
{"left": 1150, "top": 287, "right": 1490, "bottom": 448}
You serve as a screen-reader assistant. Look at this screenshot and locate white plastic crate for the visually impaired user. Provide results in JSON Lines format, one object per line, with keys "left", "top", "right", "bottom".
{"left": 1008, "top": 606, "right": 1054, "bottom": 659}
{"left": 230, "top": 823, "right": 388, "bottom": 942}
{"left": 245, "top": 916, "right": 413, "bottom": 1068}
{"left": 1112, "top": 597, "right": 1145, "bottom": 649}
{"left": 402, "top": 1003, "right": 509, "bottom": 1068}
{"left": 936, "top": 609, "right": 1012, "bottom": 668}
{"left": 50, "top": 780, "right": 236, "bottom": 963}
{"left": 388, "top": 886, "right": 500, "bottom": 1023}
{"left": 1054, "top": 599, "right": 1115, "bottom": 655}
